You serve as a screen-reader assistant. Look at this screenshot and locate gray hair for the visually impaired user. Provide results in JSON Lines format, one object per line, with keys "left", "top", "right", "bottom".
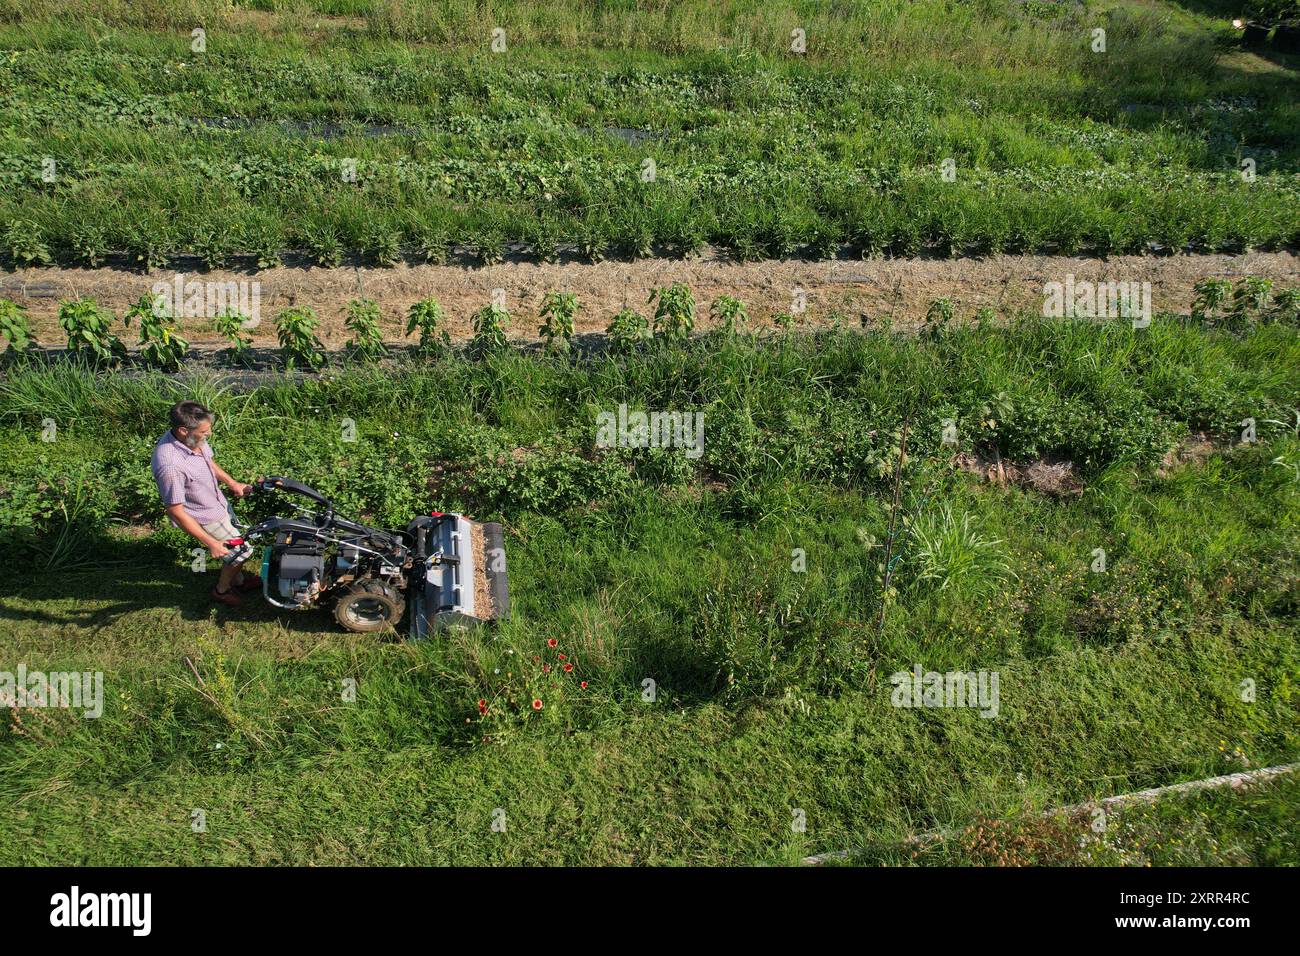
{"left": 169, "top": 400, "right": 214, "bottom": 430}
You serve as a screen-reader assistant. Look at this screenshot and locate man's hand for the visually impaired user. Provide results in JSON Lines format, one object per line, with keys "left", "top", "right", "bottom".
{"left": 230, "top": 481, "right": 254, "bottom": 498}
{"left": 208, "top": 539, "right": 231, "bottom": 560}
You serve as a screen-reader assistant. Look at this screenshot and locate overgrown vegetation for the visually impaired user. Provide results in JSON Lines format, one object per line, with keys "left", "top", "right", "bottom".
{"left": 849, "top": 773, "right": 1300, "bottom": 866}
{"left": 0, "top": 314, "right": 1297, "bottom": 863}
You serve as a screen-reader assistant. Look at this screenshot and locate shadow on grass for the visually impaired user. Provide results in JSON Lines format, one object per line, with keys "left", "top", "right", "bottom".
{"left": 0, "top": 534, "right": 345, "bottom": 636}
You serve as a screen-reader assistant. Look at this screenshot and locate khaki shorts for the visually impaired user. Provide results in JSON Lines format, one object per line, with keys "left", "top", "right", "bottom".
{"left": 201, "top": 518, "right": 241, "bottom": 542}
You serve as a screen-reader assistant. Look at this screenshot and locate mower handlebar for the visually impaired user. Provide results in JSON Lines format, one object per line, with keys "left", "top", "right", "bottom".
{"left": 254, "top": 476, "right": 335, "bottom": 516}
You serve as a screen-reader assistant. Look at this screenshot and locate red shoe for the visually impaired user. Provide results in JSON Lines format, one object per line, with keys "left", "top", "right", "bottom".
{"left": 235, "top": 573, "right": 262, "bottom": 593}
{"left": 211, "top": 585, "right": 243, "bottom": 607}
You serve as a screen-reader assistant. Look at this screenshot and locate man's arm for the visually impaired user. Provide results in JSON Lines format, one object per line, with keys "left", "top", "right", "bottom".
{"left": 167, "top": 503, "right": 230, "bottom": 558}
{"left": 211, "top": 460, "right": 252, "bottom": 497}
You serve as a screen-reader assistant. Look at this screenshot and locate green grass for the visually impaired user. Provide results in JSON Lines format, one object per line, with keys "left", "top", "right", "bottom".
{"left": 842, "top": 771, "right": 1300, "bottom": 866}
{"left": 0, "top": 0, "right": 1296, "bottom": 265}
{"left": 1, "top": 318, "right": 1297, "bottom": 864}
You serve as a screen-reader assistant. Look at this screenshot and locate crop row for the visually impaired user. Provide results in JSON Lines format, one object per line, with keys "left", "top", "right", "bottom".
{"left": 4, "top": 170, "right": 1297, "bottom": 273}
{"left": 3, "top": 277, "right": 1298, "bottom": 374}
{"left": 2, "top": 4, "right": 1296, "bottom": 268}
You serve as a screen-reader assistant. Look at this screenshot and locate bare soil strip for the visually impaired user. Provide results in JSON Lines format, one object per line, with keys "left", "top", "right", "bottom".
{"left": 801, "top": 761, "right": 1300, "bottom": 865}
{"left": 4, "top": 251, "right": 1296, "bottom": 347}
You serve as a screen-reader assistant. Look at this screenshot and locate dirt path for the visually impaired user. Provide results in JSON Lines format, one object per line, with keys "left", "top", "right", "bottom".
{"left": 4, "top": 250, "right": 1296, "bottom": 347}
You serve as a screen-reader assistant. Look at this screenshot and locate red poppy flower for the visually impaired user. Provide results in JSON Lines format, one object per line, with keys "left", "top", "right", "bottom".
{"left": 547, "top": 638, "right": 558, "bottom": 648}
{"left": 580, "top": 681, "right": 588, "bottom": 689}
{"left": 563, "top": 663, "right": 574, "bottom": 672}
{"left": 558, "top": 653, "right": 566, "bottom": 661}
{"left": 478, "top": 699, "right": 486, "bottom": 708}
{"left": 532, "top": 699, "right": 543, "bottom": 710}
{"left": 542, "top": 664, "right": 551, "bottom": 674}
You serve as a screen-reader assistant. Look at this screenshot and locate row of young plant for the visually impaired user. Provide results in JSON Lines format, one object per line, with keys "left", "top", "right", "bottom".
{"left": 0, "top": 284, "right": 756, "bottom": 370}
{"left": 2, "top": 276, "right": 1297, "bottom": 373}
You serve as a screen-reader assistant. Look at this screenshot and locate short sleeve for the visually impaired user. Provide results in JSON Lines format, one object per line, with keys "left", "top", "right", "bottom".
{"left": 155, "top": 466, "right": 187, "bottom": 506}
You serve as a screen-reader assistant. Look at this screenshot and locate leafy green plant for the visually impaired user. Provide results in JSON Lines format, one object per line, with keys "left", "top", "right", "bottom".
{"left": 668, "top": 220, "right": 706, "bottom": 258}
{"left": 124, "top": 294, "right": 189, "bottom": 371}
{"left": 128, "top": 223, "right": 173, "bottom": 273}
{"left": 538, "top": 291, "right": 578, "bottom": 352}
{"left": 244, "top": 221, "right": 284, "bottom": 270}
{"left": 276, "top": 306, "right": 326, "bottom": 370}
{"left": 58, "top": 298, "right": 125, "bottom": 366}
{"left": 1268, "top": 288, "right": 1300, "bottom": 326}
{"left": 649, "top": 282, "right": 695, "bottom": 343}
{"left": 606, "top": 307, "right": 652, "bottom": 354}
{"left": 1226, "top": 276, "right": 1272, "bottom": 331}
{"left": 406, "top": 298, "right": 449, "bottom": 353}
{"left": 413, "top": 223, "right": 450, "bottom": 264}
{"left": 615, "top": 222, "right": 654, "bottom": 259}
{"left": 470, "top": 302, "right": 510, "bottom": 356}
{"left": 469, "top": 229, "right": 504, "bottom": 266}
{"left": 214, "top": 309, "right": 255, "bottom": 365}
{"left": 528, "top": 222, "right": 562, "bottom": 264}
{"left": 709, "top": 295, "right": 750, "bottom": 336}
{"left": 806, "top": 222, "right": 842, "bottom": 260}
{"left": 5, "top": 219, "right": 51, "bottom": 265}
{"left": 304, "top": 222, "right": 344, "bottom": 267}
{"left": 363, "top": 228, "right": 402, "bottom": 267}
{"left": 923, "top": 297, "right": 955, "bottom": 339}
{"left": 729, "top": 234, "right": 763, "bottom": 262}
{"left": 1191, "top": 278, "right": 1232, "bottom": 325}
{"left": 344, "top": 298, "right": 388, "bottom": 363}
{"left": 71, "top": 224, "right": 109, "bottom": 268}
{"left": 579, "top": 222, "right": 609, "bottom": 263}
{"left": 0, "top": 299, "right": 32, "bottom": 353}
{"left": 192, "top": 227, "right": 230, "bottom": 270}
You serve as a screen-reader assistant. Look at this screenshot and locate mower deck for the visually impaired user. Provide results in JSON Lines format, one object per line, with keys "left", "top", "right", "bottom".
{"left": 408, "top": 513, "right": 510, "bottom": 638}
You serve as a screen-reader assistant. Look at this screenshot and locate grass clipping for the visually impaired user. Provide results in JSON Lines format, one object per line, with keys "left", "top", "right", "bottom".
{"left": 469, "top": 520, "right": 497, "bottom": 621}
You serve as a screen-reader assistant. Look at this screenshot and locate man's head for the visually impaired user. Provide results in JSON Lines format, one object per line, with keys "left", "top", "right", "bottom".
{"left": 169, "top": 401, "right": 214, "bottom": 450}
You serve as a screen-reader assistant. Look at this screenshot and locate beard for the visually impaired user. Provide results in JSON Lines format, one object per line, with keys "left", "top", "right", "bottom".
{"left": 181, "top": 431, "right": 207, "bottom": 450}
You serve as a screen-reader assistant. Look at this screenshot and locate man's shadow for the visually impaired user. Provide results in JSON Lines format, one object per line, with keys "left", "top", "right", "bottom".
{"left": 0, "top": 534, "right": 341, "bottom": 634}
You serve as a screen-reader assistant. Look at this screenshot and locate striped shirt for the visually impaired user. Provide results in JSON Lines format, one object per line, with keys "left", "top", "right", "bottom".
{"left": 151, "top": 431, "right": 229, "bottom": 524}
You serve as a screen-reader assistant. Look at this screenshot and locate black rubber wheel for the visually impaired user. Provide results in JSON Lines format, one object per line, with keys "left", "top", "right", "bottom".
{"left": 334, "top": 580, "right": 404, "bottom": 633}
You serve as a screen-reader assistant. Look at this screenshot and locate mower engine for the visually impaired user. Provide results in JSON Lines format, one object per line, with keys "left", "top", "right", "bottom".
{"left": 230, "top": 476, "right": 509, "bottom": 636}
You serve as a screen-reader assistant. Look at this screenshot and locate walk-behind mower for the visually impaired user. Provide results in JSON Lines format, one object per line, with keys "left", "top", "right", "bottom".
{"left": 219, "top": 476, "right": 509, "bottom": 636}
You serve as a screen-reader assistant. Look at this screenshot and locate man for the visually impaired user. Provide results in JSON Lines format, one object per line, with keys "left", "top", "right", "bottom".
{"left": 152, "top": 401, "right": 259, "bottom": 607}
